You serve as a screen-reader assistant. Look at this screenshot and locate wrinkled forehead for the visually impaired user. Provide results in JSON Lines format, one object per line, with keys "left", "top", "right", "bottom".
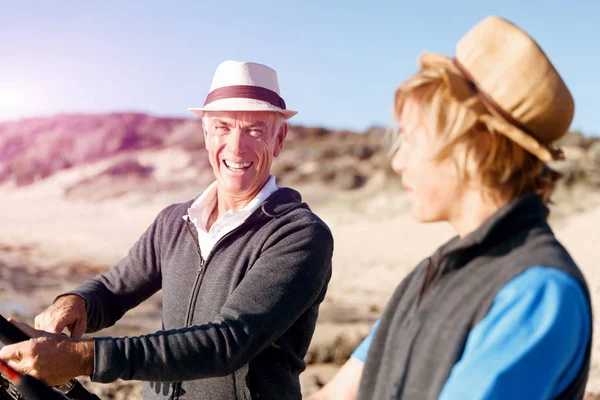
{"left": 202, "top": 111, "right": 280, "bottom": 126}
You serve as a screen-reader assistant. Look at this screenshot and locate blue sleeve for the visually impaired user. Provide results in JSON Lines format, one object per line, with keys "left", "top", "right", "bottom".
{"left": 351, "top": 319, "right": 380, "bottom": 362}
{"left": 439, "top": 266, "right": 591, "bottom": 400}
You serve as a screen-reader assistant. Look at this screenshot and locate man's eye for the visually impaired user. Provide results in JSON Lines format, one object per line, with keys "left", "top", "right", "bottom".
{"left": 250, "top": 129, "right": 264, "bottom": 136}
{"left": 216, "top": 126, "right": 229, "bottom": 131}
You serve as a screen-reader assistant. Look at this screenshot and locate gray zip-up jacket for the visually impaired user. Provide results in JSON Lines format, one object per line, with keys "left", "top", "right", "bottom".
{"left": 67, "top": 188, "right": 334, "bottom": 400}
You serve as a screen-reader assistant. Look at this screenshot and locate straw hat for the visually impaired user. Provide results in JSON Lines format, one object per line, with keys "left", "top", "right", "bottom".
{"left": 412, "top": 16, "right": 574, "bottom": 162}
{"left": 189, "top": 60, "right": 297, "bottom": 120}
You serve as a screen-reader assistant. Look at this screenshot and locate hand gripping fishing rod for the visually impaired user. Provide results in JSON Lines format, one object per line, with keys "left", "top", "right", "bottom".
{"left": 0, "top": 314, "right": 101, "bottom": 400}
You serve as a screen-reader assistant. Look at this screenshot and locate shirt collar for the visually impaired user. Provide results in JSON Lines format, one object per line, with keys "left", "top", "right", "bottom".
{"left": 183, "top": 175, "right": 279, "bottom": 229}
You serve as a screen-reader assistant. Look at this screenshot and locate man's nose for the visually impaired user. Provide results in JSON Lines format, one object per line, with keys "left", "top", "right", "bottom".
{"left": 225, "top": 129, "right": 245, "bottom": 155}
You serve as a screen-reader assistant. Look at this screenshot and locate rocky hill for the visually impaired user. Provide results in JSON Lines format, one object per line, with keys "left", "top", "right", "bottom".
{"left": 0, "top": 113, "right": 393, "bottom": 195}
{"left": 0, "top": 113, "right": 598, "bottom": 200}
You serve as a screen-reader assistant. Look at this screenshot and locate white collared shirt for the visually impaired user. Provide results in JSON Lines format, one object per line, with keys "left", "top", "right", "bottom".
{"left": 184, "top": 175, "right": 279, "bottom": 257}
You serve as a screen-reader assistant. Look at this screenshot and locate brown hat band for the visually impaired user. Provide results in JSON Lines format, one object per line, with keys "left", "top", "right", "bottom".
{"left": 451, "top": 58, "right": 563, "bottom": 160}
{"left": 204, "top": 85, "right": 287, "bottom": 110}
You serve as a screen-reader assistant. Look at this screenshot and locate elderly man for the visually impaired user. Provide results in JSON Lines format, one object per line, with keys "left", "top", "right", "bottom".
{"left": 0, "top": 61, "right": 334, "bottom": 400}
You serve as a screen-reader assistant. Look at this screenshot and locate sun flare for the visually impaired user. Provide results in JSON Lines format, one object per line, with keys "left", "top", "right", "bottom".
{"left": 0, "top": 82, "right": 30, "bottom": 121}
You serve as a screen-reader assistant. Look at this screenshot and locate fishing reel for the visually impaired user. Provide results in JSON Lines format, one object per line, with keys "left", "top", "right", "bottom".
{"left": 0, "top": 373, "right": 22, "bottom": 400}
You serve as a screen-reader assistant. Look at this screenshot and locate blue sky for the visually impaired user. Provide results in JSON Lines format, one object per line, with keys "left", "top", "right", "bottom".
{"left": 1, "top": 0, "right": 598, "bottom": 134}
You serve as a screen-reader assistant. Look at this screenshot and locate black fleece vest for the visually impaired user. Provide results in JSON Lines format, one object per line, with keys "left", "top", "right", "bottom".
{"left": 358, "top": 195, "right": 592, "bottom": 400}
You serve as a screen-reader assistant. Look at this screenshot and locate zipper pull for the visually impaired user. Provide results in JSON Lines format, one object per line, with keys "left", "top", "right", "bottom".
{"left": 199, "top": 258, "right": 205, "bottom": 273}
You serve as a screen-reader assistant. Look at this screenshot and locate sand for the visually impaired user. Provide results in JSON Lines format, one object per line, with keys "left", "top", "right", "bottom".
{"left": 0, "top": 161, "right": 599, "bottom": 398}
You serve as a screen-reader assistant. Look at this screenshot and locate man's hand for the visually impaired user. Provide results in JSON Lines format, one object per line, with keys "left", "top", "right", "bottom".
{"left": 0, "top": 320, "right": 94, "bottom": 386}
{"left": 34, "top": 295, "right": 87, "bottom": 337}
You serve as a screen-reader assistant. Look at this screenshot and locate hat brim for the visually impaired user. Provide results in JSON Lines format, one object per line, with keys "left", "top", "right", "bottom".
{"left": 479, "top": 115, "right": 560, "bottom": 163}
{"left": 188, "top": 98, "right": 297, "bottom": 120}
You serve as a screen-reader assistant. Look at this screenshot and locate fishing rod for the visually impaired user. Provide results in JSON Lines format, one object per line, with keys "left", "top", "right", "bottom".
{"left": 0, "top": 359, "right": 68, "bottom": 400}
{"left": 0, "top": 314, "right": 101, "bottom": 400}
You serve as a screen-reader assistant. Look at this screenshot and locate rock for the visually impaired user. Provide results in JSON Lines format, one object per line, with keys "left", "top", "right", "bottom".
{"left": 589, "top": 141, "right": 600, "bottom": 166}
{"left": 556, "top": 130, "right": 596, "bottom": 148}
{"left": 305, "top": 322, "right": 374, "bottom": 365}
{"left": 300, "top": 364, "right": 340, "bottom": 398}
{"left": 79, "top": 377, "right": 143, "bottom": 400}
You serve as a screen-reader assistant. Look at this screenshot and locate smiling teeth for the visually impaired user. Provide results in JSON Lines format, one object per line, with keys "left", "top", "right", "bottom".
{"left": 224, "top": 160, "right": 252, "bottom": 169}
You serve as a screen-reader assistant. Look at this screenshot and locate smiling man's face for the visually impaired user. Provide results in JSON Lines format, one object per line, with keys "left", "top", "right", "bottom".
{"left": 202, "top": 111, "right": 286, "bottom": 203}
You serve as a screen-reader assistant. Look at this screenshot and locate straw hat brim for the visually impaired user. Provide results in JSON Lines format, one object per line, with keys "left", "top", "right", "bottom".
{"left": 189, "top": 98, "right": 297, "bottom": 120}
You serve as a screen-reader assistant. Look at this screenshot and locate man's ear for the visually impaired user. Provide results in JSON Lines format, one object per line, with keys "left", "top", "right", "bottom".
{"left": 273, "top": 123, "right": 288, "bottom": 157}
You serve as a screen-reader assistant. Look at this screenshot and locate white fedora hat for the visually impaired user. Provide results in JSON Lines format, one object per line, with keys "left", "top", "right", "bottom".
{"left": 188, "top": 60, "right": 298, "bottom": 120}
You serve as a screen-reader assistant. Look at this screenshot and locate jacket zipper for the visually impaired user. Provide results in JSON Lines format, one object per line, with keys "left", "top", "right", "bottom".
{"left": 183, "top": 220, "right": 251, "bottom": 323}
{"left": 183, "top": 219, "right": 206, "bottom": 326}
{"left": 172, "top": 218, "right": 255, "bottom": 399}
{"left": 173, "top": 258, "right": 204, "bottom": 399}
{"left": 173, "top": 221, "right": 206, "bottom": 399}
